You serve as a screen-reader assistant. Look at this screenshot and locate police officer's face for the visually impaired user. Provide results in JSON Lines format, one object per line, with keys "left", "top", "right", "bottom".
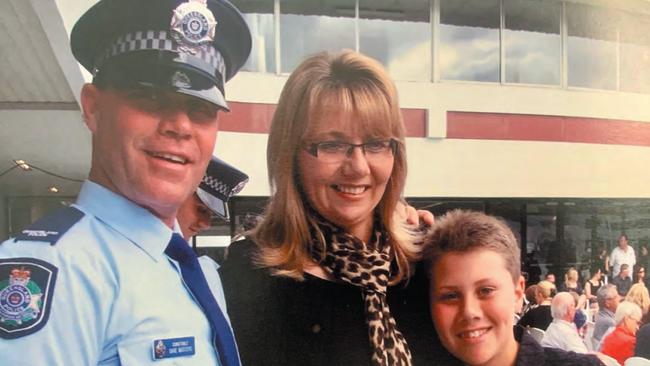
{"left": 81, "top": 84, "right": 220, "bottom": 226}
{"left": 177, "top": 193, "right": 212, "bottom": 240}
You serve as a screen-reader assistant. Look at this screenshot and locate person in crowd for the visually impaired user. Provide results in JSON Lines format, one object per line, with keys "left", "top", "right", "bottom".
{"left": 561, "top": 267, "right": 584, "bottom": 295}
{"left": 0, "top": 0, "right": 252, "bottom": 364}
{"left": 561, "top": 267, "right": 587, "bottom": 310}
{"left": 423, "top": 210, "right": 604, "bottom": 366}
{"left": 593, "top": 284, "right": 620, "bottom": 349}
{"left": 611, "top": 234, "right": 636, "bottom": 278}
{"left": 633, "top": 264, "right": 647, "bottom": 286}
{"left": 178, "top": 192, "right": 213, "bottom": 240}
{"left": 219, "top": 50, "right": 455, "bottom": 366}
{"left": 636, "top": 323, "right": 650, "bottom": 359}
{"left": 585, "top": 266, "right": 604, "bottom": 305}
{"left": 541, "top": 292, "right": 590, "bottom": 353}
{"left": 625, "top": 283, "right": 650, "bottom": 323}
{"left": 639, "top": 243, "right": 650, "bottom": 276}
{"left": 177, "top": 156, "right": 249, "bottom": 240}
{"left": 546, "top": 273, "right": 556, "bottom": 284}
{"left": 600, "top": 301, "right": 643, "bottom": 365}
{"left": 613, "top": 263, "right": 633, "bottom": 297}
{"left": 518, "top": 280, "right": 555, "bottom": 330}
{"left": 595, "top": 245, "right": 611, "bottom": 279}
{"left": 520, "top": 284, "right": 539, "bottom": 316}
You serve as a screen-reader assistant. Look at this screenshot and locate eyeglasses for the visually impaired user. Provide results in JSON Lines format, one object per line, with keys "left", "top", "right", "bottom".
{"left": 305, "top": 139, "right": 398, "bottom": 163}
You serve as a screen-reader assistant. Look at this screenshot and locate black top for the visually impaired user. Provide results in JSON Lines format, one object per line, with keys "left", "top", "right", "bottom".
{"left": 612, "top": 276, "right": 632, "bottom": 296}
{"left": 636, "top": 323, "right": 650, "bottom": 358}
{"left": 219, "top": 239, "right": 461, "bottom": 366}
{"left": 517, "top": 305, "right": 553, "bottom": 330}
{"left": 514, "top": 327, "right": 604, "bottom": 366}
{"left": 559, "top": 282, "right": 583, "bottom": 295}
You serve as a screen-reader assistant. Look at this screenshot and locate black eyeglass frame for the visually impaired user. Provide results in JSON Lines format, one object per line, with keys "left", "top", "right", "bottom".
{"left": 304, "top": 138, "right": 399, "bottom": 159}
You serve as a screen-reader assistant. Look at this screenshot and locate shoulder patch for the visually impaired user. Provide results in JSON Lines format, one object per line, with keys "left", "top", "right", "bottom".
{"left": 13, "top": 207, "right": 84, "bottom": 245}
{"left": 0, "top": 258, "right": 58, "bottom": 339}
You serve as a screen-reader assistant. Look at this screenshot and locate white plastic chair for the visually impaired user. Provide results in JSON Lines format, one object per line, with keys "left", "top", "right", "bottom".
{"left": 526, "top": 327, "right": 545, "bottom": 343}
{"left": 625, "top": 357, "right": 650, "bottom": 366}
{"left": 599, "top": 354, "right": 622, "bottom": 366}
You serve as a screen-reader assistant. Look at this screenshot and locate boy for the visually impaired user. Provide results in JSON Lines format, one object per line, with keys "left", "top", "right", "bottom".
{"left": 422, "top": 210, "right": 604, "bottom": 366}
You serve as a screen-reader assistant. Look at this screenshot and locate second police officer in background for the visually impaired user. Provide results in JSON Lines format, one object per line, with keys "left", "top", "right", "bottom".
{"left": 0, "top": 0, "right": 251, "bottom": 365}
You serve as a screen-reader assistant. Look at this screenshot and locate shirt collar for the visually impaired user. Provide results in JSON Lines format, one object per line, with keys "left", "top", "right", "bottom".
{"left": 75, "top": 180, "right": 175, "bottom": 262}
{"left": 554, "top": 319, "right": 577, "bottom": 329}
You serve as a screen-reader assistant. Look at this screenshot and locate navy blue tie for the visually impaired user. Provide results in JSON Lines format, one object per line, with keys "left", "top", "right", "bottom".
{"left": 165, "top": 233, "right": 240, "bottom": 366}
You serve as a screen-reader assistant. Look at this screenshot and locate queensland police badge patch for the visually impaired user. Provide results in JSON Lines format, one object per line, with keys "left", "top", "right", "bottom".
{"left": 0, "top": 258, "right": 57, "bottom": 339}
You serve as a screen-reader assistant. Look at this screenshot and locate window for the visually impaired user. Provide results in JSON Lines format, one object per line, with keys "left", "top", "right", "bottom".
{"left": 619, "top": 11, "right": 650, "bottom": 94}
{"left": 504, "top": 0, "right": 561, "bottom": 85}
{"left": 358, "top": 0, "right": 431, "bottom": 81}
{"left": 231, "top": 0, "right": 276, "bottom": 73}
{"left": 280, "top": 0, "right": 355, "bottom": 73}
{"left": 439, "top": 0, "right": 500, "bottom": 82}
{"left": 567, "top": 3, "right": 618, "bottom": 90}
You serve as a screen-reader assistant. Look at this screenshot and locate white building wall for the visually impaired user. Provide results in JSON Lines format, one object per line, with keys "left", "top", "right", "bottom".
{"left": 221, "top": 72, "right": 650, "bottom": 198}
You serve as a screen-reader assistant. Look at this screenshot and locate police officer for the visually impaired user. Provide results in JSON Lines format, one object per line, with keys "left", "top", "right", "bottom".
{"left": 178, "top": 156, "right": 249, "bottom": 240}
{"left": 0, "top": 0, "right": 251, "bottom": 364}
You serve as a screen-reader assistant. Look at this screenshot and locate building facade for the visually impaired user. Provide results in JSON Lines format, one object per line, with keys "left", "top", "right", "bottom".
{"left": 2, "top": 0, "right": 650, "bottom": 282}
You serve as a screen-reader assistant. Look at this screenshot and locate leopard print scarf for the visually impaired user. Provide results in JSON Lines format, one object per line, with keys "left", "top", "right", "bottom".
{"left": 309, "top": 214, "right": 412, "bottom": 366}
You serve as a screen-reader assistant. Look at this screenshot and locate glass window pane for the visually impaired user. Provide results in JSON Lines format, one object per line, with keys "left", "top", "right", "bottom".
{"left": 359, "top": 0, "right": 431, "bottom": 81}
{"left": 567, "top": 3, "right": 618, "bottom": 90}
{"left": 504, "top": 0, "right": 561, "bottom": 85}
{"left": 280, "top": 0, "right": 355, "bottom": 74}
{"left": 619, "top": 11, "right": 650, "bottom": 94}
{"left": 230, "top": 0, "right": 276, "bottom": 74}
{"left": 439, "top": 0, "right": 500, "bottom": 82}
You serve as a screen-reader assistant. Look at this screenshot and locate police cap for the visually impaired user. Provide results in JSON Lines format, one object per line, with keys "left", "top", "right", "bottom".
{"left": 70, "top": 0, "right": 251, "bottom": 110}
{"left": 196, "top": 156, "right": 249, "bottom": 220}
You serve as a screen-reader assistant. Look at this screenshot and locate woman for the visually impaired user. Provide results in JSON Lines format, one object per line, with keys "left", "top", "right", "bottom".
{"left": 624, "top": 283, "right": 650, "bottom": 323}
{"left": 600, "top": 301, "right": 643, "bottom": 365}
{"left": 219, "top": 51, "right": 456, "bottom": 366}
{"left": 632, "top": 264, "right": 646, "bottom": 286}
{"left": 560, "top": 267, "right": 583, "bottom": 294}
{"left": 518, "top": 280, "right": 555, "bottom": 330}
{"left": 595, "top": 246, "right": 610, "bottom": 279}
{"left": 584, "top": 266, "right": 604, "bottom": 305}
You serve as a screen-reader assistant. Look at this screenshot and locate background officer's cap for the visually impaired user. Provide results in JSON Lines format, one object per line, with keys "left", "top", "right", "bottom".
{"left": 71, "top": 0, "right": 251, "bottom": 110}
{"left": 197, "top": 156, "right": 249, "bottom": 220}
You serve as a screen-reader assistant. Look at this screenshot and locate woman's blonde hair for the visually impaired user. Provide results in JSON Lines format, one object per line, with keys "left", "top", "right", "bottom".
{"left": 251, "top": 50, "right": 416, "bottom": 283}
{"left": 565, "top": 267, "right": 579, "bottom": 284}
{"left": 537, "top": 280, "right": 556, "bottom": 300}
{"left": 625, "top": 283, "right": 650, "bottom": 315}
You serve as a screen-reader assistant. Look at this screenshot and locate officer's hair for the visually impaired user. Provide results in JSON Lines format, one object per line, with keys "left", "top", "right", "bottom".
{"left": 422, "top": 210, "right": 521, "bottom": 283}
{"left": 251, "top": 49, "right": 416, "bottom": 283}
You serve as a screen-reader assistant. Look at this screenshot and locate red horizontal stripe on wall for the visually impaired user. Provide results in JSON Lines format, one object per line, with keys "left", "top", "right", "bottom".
{"left": 447, "top": 112, "right": 650, "bottom": 147}
{"left": 219, "top": 101, "right": 427, "bottom": 137}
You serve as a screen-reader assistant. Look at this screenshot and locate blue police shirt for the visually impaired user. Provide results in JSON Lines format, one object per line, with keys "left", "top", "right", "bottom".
{"left": 0, "top": 180, "right": 234, "bottom": 365}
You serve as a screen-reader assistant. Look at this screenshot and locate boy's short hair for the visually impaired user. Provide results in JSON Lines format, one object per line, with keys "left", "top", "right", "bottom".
{"left": 422, "top": 209, "right": 521, "bottom": 282}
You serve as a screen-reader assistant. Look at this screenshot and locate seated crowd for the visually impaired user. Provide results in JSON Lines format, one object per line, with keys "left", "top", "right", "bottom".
{"left": 512, "top": 256, "right": 650, "bottom": 365}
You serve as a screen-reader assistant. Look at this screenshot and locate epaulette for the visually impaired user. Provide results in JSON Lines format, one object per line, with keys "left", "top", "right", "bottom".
{"left": 12, "top": 206, "right": 85, "bottom": 245}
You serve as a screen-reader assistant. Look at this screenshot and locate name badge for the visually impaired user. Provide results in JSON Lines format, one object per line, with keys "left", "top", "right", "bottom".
{"left": 152, "top": 336, "right": 196, "bottom": 360}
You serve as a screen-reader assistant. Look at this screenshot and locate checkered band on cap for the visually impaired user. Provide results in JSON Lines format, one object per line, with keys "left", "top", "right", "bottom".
{"left": 202, "top": 175, "right": 233, "bottom": 198}
{"left": 93, "top": 30, "right": 226, "bottom": 78}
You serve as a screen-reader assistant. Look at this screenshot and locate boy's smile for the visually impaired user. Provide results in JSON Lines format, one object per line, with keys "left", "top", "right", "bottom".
{"left": 430, "top": 249, "right": 525, "bottom": 366}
